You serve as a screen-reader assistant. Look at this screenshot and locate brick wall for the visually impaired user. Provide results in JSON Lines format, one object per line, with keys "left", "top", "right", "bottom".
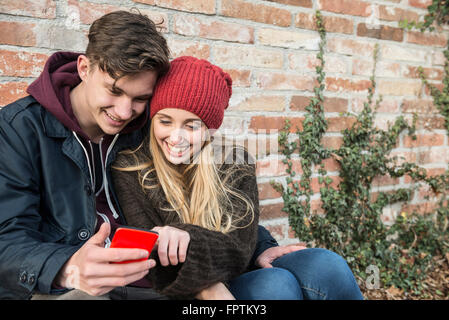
{"left": 1, "top": 0, "right": 448, "bottom": 244}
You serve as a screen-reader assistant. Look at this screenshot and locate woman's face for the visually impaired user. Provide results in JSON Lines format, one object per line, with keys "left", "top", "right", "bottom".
{"left": 153, "top": 108, "right": 208, "bottom": 165}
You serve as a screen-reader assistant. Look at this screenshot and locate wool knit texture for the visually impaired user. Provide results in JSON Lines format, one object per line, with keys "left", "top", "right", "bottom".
{"left": 149, "top": 56, "right": 232, "bottom": 129}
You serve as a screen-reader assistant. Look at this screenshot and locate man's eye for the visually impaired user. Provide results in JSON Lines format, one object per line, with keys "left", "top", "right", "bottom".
{"left": 109, "top": 89, "right": 121, "bottom": 96}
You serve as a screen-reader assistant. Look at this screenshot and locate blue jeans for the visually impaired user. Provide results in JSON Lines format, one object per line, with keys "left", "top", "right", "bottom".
{"left": 228, "top": 248, "right": 364, "bottom": 300}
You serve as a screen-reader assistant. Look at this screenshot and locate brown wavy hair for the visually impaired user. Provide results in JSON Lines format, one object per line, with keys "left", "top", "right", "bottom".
{"left": 86, "top": 10, "right": 171, "bottom": 80}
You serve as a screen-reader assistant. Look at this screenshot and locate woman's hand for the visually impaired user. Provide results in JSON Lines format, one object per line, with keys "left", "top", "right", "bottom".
{"left": 195, "top": 282, "right": 236, "bottom": 300}
{"left": 255, "top": 244, "right": 307, "bottom": 268}
{"left": 151, "top": 226, "right": 190, "bottom": 266}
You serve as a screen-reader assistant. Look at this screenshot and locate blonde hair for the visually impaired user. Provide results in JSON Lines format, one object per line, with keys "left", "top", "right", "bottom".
{"left": 115, "top": 118, "right": 255, "bottom": 233}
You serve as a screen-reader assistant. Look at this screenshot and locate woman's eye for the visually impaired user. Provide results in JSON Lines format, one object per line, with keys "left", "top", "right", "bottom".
{"left": 160, "top": 120, "right": 171, "bottom": 125}
{"left": 187, "top": 122, "right": 201, "bottom": 130}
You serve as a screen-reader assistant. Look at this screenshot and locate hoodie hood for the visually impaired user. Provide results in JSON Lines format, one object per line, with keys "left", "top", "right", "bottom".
{"left": 27, "top": 51, "right": 149, "bottom": 140}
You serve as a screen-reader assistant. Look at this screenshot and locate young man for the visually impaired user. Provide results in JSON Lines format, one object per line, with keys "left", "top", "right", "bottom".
{"left": 0, "top": 10, "right": 310, "bottom": 300}
{"left": 0, "top": 10, "right": 170, "bottom": 299}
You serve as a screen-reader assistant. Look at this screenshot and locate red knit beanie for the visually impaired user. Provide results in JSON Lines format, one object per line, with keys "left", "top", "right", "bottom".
{"left": 150, "top": 56, "right": 232, "bottom": 129}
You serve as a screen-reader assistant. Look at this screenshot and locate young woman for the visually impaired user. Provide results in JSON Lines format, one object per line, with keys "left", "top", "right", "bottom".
{"left": 112, "top": 56, "right": 258, "bottom": 299}
{"left": 112, "top": 56, "right": 364, "bottom": 300}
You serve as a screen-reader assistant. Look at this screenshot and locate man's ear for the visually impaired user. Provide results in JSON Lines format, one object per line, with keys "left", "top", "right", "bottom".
{"left": 77, "top": 55, "right": 91, "bottom": 81}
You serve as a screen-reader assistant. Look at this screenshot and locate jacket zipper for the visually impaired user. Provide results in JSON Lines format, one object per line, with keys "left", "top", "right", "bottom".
{"left": 72, "top": 132, "right": 120, "bottom": 244}
{"left": 100, "top": 134, "right": 120, "bottom": 219}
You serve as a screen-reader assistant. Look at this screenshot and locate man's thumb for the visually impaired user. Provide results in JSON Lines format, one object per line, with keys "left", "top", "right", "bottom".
{"left": 88, "top": 222, "right": 111, "bottom": 246}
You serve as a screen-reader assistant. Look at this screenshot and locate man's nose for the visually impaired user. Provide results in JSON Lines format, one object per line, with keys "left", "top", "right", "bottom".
{"left": 115, "top": 96, "right": 133, "bottom": 120}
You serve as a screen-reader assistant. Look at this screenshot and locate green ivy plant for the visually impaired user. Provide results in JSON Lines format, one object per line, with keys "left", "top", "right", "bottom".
{"left": 399, "top": 0, "right": 449, "bottom": 32}
{"left": 275, "top": 10, "right": 449, "bottom": 297}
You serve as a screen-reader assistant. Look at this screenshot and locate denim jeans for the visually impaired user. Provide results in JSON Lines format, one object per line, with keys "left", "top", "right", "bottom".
{"left": 228, "top": 248, "right": 364, "bottom": 300}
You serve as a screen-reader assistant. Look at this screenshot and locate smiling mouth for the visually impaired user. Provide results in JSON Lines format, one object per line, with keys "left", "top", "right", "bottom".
{"left": 165, "top": 141, "right": 190, "bottom": 157}
{"left": 104, "top": 110, "right": 125, "bottom": 123}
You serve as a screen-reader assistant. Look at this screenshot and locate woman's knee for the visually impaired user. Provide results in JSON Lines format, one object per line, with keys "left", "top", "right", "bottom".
{"left": 229, "top": 267, "right": 303, "bottom": 300}
{"left": 272, "top": 248, "right": 363, "bottom": 300}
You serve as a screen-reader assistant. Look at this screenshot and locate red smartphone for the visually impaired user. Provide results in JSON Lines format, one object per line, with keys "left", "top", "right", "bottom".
{"left": 109, "top": 227, "right": 159, "bottom": 264}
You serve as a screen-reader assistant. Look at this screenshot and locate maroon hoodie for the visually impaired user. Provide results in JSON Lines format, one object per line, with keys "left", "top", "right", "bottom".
{"left": 27, "top": 51, "right": 149, "bottom": 243}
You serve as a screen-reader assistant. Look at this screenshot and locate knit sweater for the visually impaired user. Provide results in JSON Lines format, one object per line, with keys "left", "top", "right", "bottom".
{"left": 111, "top": 147, "right": 259, "bottom": 299}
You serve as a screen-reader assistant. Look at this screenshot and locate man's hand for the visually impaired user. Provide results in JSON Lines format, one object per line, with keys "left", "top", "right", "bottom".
{"left": 55, "top": 223, "right": 155, "bottom": 296}
{"left": 195, "top": 282, "right": 236, "bottom": 300}
{"left": 255, "top": 244, "right": 307, "bottom": 268}
{"left": 151, "top": 226, "right": 190, "bottom": 267}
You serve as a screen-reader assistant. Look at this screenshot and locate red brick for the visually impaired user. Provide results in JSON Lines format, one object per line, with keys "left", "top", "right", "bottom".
{"left": 326, "top": 116, "right": 357, "bottom": 132}
{"left": 0, "top": 21, "right": 36, "bottom": 47}
{"left": 167, "top": 39, "right": 210, "bottom": 59}
{"left": 259, "top": 203, "right": 287, "bottom": 220}
{"left": 325, "top": 77, "right": 372, "bottom": 93}
{"left": 256, "top": 158, "right": 303, "bottom": 177}
{"left": 407, "top": 31, "right": 447, "bottom": 47}
{"left": 417, "top": 148, "right": 449, "bottom": 164}
{"left": 322, "top": 136, "right": 344, "bottom": 149}
{"left": 230, "top": 95, "right": 285, "bottom": 112}
{"left": 223, "top": 69, "right": 251, "bottom": 87}
{"left": 401, "top": 99, "right": 438, "bottom": 114}
{"left": 266, "top": 0, "right": 312, "bottom": 7}
{"left": 134, "top": 0, "right": 215, "bottom": 14}
{"left": 321, "top": 157, "right": 342, "bottom": 172}
{"left": 0, "top": 0, "right": 56, "bottom": 19}
{"left": 372, "top": 174, "right": 399, "bottom": 187}
{"left": 295, "top": 12, "right": 354, "bottom": 34}
{"left": 249, "top": 116, "right": 304, "bottom": 133}
{"left": 174, "top": 15, "right": 254, "bottom": 44}
{"left": 214, "top": 46, "right": 283, "bottom": 69}
{"left": 403, "top": 133, "right": 445, "bottom": 148}
{"left": 258, "top": 182, "right": 282, "bottom": 200}
{"left": 221, "top": 0, "right": 291, "bottom": 27}
{"left": 318, "top": 0, "right": 372, "bottom": 17}
{"left": 408, "top": 0, "right": 432, "bottom": 9}
{"left": 290, "top": 96, "right": 348, "bottom": 113}
{"left": 357, "top": 23, "right": 404, "bottom": 42}
{"left": 0, "top": 82, "right": 29, "bottom": 106}
{"left": 377, "top": 80, "right": 421, "bottom": 96}
{"left": 378, "top": 5, "right": 419, "bottom": 23}
{"left": 327, "top": 38, "right": 375, "bottom": 57}
{"left": 263, "top": 224, "right": 287, "bottom": 241}
{"left": 415, "top": 116, "right": 446, "bottom": 131}
{"left": 352, "top": 98, "right": 400, "bottom": 113}
{"left": 69, "top": 0, "right": 168, "bottom": 30}
{"left": 0, "top": 50, "right": 48, "bottom": 78}
{"left": 404, "top": 66, "right": 444, "bottom": 81}
{"left": 404, "top": 167, "right": 446, "bottom": 184}
{"left": 354, "top": 59, "right": 403, "bottom": 78}
{"left": 256, "top": 72, "right": 316, "bottom": 91}
{"left": 289, "top": 52, "right": 348, "bottom": 74}
{"left": 401, "top": 202, "right": 438, "bottom": 216}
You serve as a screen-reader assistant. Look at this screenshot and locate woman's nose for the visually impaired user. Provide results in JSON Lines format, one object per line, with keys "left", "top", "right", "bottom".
{"left": 169, "top": 129, "right": 187, "bottom": 144}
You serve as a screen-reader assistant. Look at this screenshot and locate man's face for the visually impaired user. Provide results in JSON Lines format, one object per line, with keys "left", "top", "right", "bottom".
{"left": 76, "top": 56, "right": 157, "bottom": 141}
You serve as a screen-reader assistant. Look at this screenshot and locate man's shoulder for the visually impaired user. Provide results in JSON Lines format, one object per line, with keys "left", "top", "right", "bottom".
{"left": 0, "top": 95, "right": 42, "bottom": 124}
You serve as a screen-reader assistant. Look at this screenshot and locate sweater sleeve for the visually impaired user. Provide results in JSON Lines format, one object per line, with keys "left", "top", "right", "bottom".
{"left": 112, "top": 153, "right": 260, "bottom": 299}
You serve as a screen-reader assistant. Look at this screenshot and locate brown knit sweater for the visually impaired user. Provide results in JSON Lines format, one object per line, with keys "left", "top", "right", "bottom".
{"left": 111, "top": 147, "right": 259, "bottom": 299}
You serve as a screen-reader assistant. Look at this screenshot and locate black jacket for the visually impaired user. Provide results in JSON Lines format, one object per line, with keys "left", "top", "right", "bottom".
{"left": 0, "top": 96, "right": 145, "bottom": 299}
